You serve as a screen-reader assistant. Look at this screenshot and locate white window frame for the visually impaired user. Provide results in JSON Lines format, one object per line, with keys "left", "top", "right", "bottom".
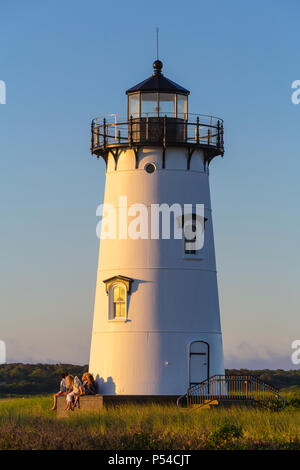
{"left": 108, "top": 282, "right": 128, "bottom": 322}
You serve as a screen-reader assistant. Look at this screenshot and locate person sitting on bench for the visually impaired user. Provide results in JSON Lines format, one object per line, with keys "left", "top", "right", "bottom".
{"left": 51, "top": 372, "right": 67, "bottom": 411}
{"left": 81, "top": 373, "right": 97, "bottom": 396}
{"left": 66, "top": 375, "right": 83, "bottom": 411}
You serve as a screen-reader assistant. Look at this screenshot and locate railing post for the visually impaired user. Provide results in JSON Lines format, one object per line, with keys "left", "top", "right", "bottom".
{"left": 129, "top": 115, "right": 133, "bottom": 147}
{"left": 163, "top": 115, "right": 167, "bottom": 147}
{"left": 196, "top": 116, "right": 199, "bottom": 144}
{"left": 118, "top": 130, "right": 121, "bottom": 143}
{"left": 91, "top": 120, "right": 94, "bottom": 153}
{"left": 103, "top": 118, "right": 107, "bottom": 149}
{"left": 207, "top": 128, "right": 211, "bottom": 146}
{"left": 217, "top": 120, "right": 220, "bottom": 149}
{"left": 97, "top": 127, "right": 100, "bottom": 147}
{"left": 146, "top": 115, "right": 149, "bottom": 141}
{"left": 221, "top": 121, "right": 224, "bottom": 148}
{"left": 114, "top": 114, "right": 117, "bottom": 141}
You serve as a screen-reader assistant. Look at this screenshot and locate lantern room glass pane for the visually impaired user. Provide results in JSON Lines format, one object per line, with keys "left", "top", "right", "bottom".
{"left": 158, "top": 93, "right": 175, "bottom": 117}
{"left": 129, "top": 94, "right": 139, "bottom": 118}
{"left": 177, "top": 95, "right": 188, "bottom": 119}
{"left": 141, "top": 93, "right": 158, "bottom": 116}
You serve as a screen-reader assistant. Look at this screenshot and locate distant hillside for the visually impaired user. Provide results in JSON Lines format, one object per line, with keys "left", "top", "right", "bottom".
{"left": 226, "top": 369, "right": 300, "bottom": 390}
{"left": 0, "top": 363, "right": 87, "bottom": 395}
{"left": 0, "top": 364, "right": 299, "bottom": 395}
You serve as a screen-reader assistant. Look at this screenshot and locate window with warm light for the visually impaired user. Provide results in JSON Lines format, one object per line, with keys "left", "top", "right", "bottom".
{"left": 109, "top": 283, "right": 127, "bottom": 320}
{"left": 104, "top": 275, "right": 132, "bottom": 321}
{"left": 111, "top": 284, "right": 126, "bottom": 319}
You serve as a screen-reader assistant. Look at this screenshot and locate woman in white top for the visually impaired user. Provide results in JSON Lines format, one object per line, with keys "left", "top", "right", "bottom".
{"left": 65, "top": 375, "right": 83, "bottom": 411}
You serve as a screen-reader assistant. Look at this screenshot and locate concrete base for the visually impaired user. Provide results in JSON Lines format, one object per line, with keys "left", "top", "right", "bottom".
{"left": 56, "top": 395, "right": 179, "bottom": 418}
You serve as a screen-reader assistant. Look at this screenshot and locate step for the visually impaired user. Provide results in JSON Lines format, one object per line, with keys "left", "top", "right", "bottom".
{"left": 191, "top": 399, "right": 219, "bottom": 410}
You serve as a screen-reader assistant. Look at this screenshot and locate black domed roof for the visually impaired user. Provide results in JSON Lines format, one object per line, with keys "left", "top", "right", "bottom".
{"left": 126, "top": 61, "right": 190, "bottom": 95}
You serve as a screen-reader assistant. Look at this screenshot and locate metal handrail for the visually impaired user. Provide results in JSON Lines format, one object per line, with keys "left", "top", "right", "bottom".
{"left": 90, "top": 113, "right": 224, "bottom": 157}
{"left": 177, "top": 375, "right": 286, "bottom": 410}
{"left": 92, "top": 112, "right": 224, "bottom": 124}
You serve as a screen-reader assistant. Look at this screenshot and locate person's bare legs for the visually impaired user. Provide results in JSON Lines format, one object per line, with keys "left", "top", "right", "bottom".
{"left": 51, "top": 393, "right": 58, "bottom": 410}
{"left": 65, "top": 393, "right": 74, "bottom": 411}
{"left": 74, "top": 393, "right": 82, "bottom": 408}
{"left": 65, "top": 394, "right": 71, "bottom": 411}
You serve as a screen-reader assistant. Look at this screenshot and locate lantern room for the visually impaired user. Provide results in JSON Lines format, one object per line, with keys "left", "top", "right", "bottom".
{"left": 126, "top": 60, "right": 189, "bottom": 119}
{"left": 90, "top": 60, "right": 224, "bottom": 163}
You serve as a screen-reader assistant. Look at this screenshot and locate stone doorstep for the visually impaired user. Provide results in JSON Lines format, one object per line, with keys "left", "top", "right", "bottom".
{"left": 56, "top": 395, "right": 179, "bottom": 418}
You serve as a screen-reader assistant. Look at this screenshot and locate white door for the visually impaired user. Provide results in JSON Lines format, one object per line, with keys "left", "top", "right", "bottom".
{"left": 189, "top": 341, "right": 209, "bottom": 387}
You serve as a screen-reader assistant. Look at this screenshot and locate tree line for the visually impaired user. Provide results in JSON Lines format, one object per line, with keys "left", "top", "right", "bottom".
{"left": 0, "top": 363, "right": 299, "bottom": 395}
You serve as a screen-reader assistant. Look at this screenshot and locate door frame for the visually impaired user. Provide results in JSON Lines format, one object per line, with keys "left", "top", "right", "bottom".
{"left": 188, "top": 340, "right": 210, "bottom": 387}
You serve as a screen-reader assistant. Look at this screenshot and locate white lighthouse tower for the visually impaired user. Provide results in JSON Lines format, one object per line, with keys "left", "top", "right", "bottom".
{"left": 89, "top": 60, "right": 225, "bottom": 396}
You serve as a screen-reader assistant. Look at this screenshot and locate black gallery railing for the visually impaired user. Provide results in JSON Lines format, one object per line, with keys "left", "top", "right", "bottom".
{"left": 91, "top": 113, "right": 224, "bottom": 156}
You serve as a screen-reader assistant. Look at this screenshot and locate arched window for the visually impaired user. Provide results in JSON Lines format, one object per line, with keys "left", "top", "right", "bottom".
{"left": 112, "top": 284, "right": 126, "bottom": 319}
{"left": 108, "top": 282, "right": 128, "bottom": 321}
{"left": 103, "top": 275, "right": 133, "bottom": 322}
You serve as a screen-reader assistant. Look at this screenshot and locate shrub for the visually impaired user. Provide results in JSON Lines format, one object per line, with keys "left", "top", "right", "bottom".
{"left": 208, "top": 419, "right": 243, "bottom": 445}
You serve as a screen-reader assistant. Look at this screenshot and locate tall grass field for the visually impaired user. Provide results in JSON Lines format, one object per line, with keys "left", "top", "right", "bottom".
{"left": 0, "top": 391, "right": 300, "bottom": 450}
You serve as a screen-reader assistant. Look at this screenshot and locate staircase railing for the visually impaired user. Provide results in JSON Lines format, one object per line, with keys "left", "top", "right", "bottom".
{"left": 177, "top": 375, "right": 286, "bottom": 410}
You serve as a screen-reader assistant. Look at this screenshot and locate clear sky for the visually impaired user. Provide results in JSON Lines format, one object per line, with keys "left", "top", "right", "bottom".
{"left": 1, "top": 0, "right": 299, "bottom": 368}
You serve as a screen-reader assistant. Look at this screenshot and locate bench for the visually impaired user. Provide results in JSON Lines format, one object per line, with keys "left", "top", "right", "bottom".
{"left": 56, "top": 394, "right": 179, "bottom": 417}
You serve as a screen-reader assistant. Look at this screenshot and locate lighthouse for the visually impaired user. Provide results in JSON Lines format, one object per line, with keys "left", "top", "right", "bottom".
{"left": 89, "top": 60, "right": 225, "bottom": 396}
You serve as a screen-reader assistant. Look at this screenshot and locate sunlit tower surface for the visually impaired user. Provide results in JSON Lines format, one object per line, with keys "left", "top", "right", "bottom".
{"left": 89, "top": 59, "right": 225, "bottom": 395}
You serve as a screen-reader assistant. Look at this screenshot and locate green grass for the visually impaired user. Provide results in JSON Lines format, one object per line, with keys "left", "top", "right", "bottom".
{"left": 0, "top": 393, "right": 300, "bottom": 450}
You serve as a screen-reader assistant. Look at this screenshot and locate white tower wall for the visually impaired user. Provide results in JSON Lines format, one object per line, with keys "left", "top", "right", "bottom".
{"left": 89, "top": 147, "right": 224, "bottom": 395}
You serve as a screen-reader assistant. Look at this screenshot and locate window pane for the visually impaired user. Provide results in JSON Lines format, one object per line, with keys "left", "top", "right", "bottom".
{"left": 129, "top": 94, "right": 139, "bottom": 118}
{"left": 119, "top": 287, "right": 125, "bottom": 301}
{"left": 158, "top": 93, "right": 175, "bottom": 117}
{"left": 177, "top": 95, "right": 187, "bottom": 118}
{"left": 113, "top": 287, "right": 120, "bottom": 302}
{"left": 185, "top": 239, "right": 196, "bottom": 254}
{"left": 114, "top": 302, "right": 126, "bottom": 318}
{"left": 114, "top": 303, "right": 120, "bottom": 317}
{"left": 120, "top": 303, "right": 126, "bottom": 317}
{"left": 141, "top": 93, "right": 158, "bottom": 116}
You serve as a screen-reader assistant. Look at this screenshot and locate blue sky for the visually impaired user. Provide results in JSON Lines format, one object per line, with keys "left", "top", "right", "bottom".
{"left": 0, "top": 0, "right": 299, "bottom": 368}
